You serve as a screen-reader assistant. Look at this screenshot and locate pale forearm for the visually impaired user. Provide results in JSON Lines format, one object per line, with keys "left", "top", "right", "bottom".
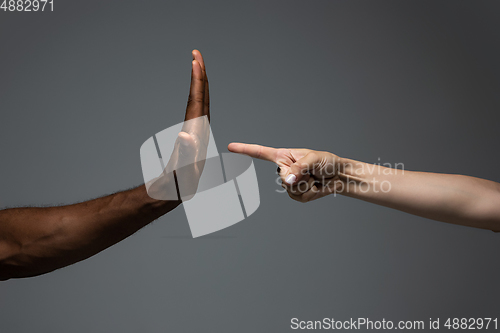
{"left": 0, "top": 184, "right": 180, "bottom": 280}
{"left": 337, "top": 157, "right": 500, "bottom": 231}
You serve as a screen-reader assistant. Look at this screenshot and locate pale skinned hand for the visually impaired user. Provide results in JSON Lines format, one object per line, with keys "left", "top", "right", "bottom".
{"left": 228, "top": 143, "right": 342, "bottom": 202}
{"left": 228, "top": 143, "right": 500, "bottom": 232}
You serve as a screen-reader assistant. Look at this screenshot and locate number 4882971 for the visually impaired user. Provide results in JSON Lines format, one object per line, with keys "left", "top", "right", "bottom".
{"left": 1, "top": 0, "right": 54, "bottom": 11}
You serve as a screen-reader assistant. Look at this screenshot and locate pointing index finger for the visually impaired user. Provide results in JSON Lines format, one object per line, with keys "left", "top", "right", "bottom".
{"left": 228, "top": 143, "right": 278, "bottom": 163}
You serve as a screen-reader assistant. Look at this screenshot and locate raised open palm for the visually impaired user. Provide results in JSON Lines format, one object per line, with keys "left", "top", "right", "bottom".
{"left": 147, "top": 50, "right": 210, "bottom": 201}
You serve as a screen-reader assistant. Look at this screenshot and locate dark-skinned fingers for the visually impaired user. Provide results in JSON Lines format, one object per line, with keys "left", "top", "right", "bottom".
{"left": 192, "top": 50, "right": 205, "bottom": 72}
{"left": 185, "top": 59, "right": 205, "bottom": 121}
{"left": 203, "top": 76, "right": 210, "bottom": 122}
{"left": 192, "top": 50, "right": 210, "bottom": 122}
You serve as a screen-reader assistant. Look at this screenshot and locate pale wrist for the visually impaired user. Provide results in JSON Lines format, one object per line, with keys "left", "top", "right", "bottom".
{"left": 335, "top": 157, "right": 371, "bottom": 195}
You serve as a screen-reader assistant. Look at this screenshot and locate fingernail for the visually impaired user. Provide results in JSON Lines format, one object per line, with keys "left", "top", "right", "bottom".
{"left": 285, "top": 174, "right": 296, "bottom": 184}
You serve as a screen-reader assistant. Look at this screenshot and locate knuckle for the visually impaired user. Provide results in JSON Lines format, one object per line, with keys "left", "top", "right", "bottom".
{"left": 191, "top": 75, "right": 204, "bottom": 82}
{"left": 307, "top": 152, "right": 319, "bottom": 161}
{"left": 187, "top": 96, "right": 204, "bottom": 105}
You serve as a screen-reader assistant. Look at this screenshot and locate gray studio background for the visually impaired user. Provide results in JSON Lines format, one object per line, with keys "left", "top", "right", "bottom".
{"left": 1, "top": 1, "right": 499, "bottom": 332}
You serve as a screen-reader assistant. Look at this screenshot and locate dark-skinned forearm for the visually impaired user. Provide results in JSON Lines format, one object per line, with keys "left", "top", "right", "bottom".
{"left": 0, "top": 184, "right": 180, "bottom": 280}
